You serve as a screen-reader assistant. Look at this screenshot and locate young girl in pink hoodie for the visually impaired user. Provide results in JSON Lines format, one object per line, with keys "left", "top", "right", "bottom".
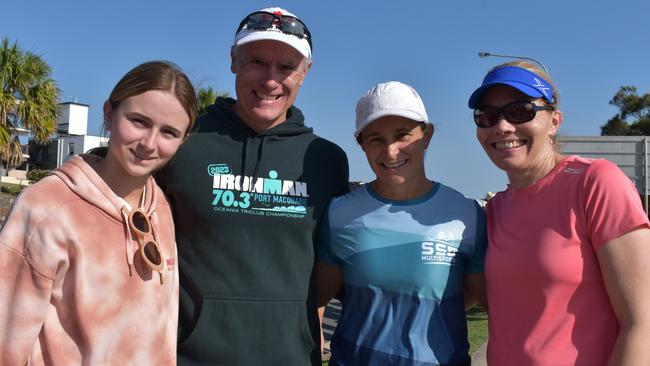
{"left": 0, "top": 60, "right": 197, "bottom": 365}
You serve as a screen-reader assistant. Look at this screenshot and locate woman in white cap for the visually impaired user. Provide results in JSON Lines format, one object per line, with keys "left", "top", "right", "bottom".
{"left": 468, "top": 60, "right": 650, "bottom": 366}
{"left": 317, "top": 81, "right": 487, "bottom": 365}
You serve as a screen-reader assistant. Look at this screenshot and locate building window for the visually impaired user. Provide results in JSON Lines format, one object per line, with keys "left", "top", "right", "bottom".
{"left": 68, "top": 143, "right": 75, "bottom": 156}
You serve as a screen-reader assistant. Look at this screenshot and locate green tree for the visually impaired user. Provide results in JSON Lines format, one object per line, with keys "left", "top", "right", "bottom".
{"left": 0, "top": 37, "right": 59, "bottom": 169}
{"left": 197, "top": 86, "right": 229, "bottom": 116}
{"left": 601, "top": 115, "right": 630, "bottom": 136}
{"left": 601, "top": 86, "right": 650, "bottom": 136}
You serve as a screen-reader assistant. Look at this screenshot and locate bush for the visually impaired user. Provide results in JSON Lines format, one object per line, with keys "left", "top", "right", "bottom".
{"left": 26, "top": 169, "right": 50, "bottom": 183}
{"left": 0, "top": 183, "right": 23, "bottom": 195}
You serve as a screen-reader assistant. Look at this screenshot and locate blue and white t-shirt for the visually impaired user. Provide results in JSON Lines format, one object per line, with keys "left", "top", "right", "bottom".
{"left": 319, "top": 183, "right": 486, "bottom": 365}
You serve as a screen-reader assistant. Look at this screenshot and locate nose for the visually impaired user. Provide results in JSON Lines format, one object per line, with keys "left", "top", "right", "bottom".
{"left": 261, "top": 67, "right": 282, "bottom": 89}
{"left": 385, "top": 142, "right": 400, "bottom": 158}
{"left": 139, "top": 131, "right": 157, "bottom": 151}
{"left": 493, "top": 113, "right": 516, "bottom": 133}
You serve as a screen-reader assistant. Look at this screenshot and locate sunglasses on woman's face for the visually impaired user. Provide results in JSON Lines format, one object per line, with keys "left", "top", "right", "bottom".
{"left": 129, "top": 209, "right": 164, "bottom": 284}
{"left": 473, "top": 100, "right": 555, "bottom": 128}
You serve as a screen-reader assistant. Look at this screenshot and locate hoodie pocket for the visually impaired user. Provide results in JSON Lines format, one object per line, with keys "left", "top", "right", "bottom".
{"left": 178, "top": 297, "right": 316, "bottom": 364}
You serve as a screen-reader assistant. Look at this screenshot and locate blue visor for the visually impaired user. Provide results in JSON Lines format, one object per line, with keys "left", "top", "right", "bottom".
{"left": 468, "top": 66, "right": 555, "bottom": 108}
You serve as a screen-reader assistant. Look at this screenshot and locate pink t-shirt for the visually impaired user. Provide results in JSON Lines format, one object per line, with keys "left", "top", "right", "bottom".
{"left": 485, "top": 155, "right": 650, "bottom": 366}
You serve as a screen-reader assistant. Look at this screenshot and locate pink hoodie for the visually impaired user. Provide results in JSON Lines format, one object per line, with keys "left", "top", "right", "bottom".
{"left": 0, "top": 155, "right": 179, "bottom": 365}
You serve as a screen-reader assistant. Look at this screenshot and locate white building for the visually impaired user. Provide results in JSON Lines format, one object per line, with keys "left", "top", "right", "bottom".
{"left": 29, "top": 102, "right": 108, "bottom": 170}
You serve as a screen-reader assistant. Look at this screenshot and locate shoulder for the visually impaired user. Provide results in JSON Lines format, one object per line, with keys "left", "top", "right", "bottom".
{"left": 193, "top": 97, "right": 236, "bottom": 133}
{"left": 559, "top": 155, "right": 611, "bottom": 172}
{"left": 330, "top": 186, "right": 369, "bottom": 210}
{"left": 0, "top": 176, "right": 79, "bottom": 263}
{"left": 435, "top": 183, "right": 483, "bottom": 211}
{"left": 12, "top": 175, "right": 78, "bottom": 213}
{"left": 583, "top": 157, "right": 623, "bottom": 176}
{"left": 326, "top": 186, "right": 377, "bottom": 228}
{"left": 306, "top": 134, "right": 348, "bottom": 160}
{"left": 563, "top": 155, "right": 629, "bottom": 188}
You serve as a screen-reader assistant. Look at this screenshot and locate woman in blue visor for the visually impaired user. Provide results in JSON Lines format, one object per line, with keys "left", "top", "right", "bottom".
{"left": 469, "top": 61, "right": 650, "bottom": 365}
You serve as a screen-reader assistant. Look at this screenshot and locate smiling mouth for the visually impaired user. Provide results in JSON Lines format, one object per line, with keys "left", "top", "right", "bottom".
{"left": 131, "top": 150, "right": 156, "bottom": 161}
{"left": 381, "top": 160, "right": 407, "bottom": 169}
{"left": 254, "top": 91, "right": 281, "bottom": 101}
{"left": 494, "top": 140, "right": 525, "bottom": 150}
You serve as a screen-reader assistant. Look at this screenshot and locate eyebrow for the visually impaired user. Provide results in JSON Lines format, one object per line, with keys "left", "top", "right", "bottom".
{"left": 162, "top": 125, "right": 183, "bottom": 136}
{"left": 126, "top": 112, "right": 183, "bottom": 135}
{"left": 126, "top": 111, "right": 151, "bottom": 122}
{"left": 363, "top": 132, "right": 382, "bottom": 139}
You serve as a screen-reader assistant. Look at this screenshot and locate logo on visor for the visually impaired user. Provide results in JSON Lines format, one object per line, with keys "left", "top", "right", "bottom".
{"left": 532, "top": 78, "right": 551, "bottom": 98}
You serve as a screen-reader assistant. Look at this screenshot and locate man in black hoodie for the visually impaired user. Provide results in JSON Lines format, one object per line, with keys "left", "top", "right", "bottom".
{"left": 157, "top": 6, "right": 349, "bottom": 366}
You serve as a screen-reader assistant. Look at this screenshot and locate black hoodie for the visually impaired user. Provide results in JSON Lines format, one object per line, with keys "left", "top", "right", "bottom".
{"left": 157, "top": 97, "right": 349, "bottom": 365}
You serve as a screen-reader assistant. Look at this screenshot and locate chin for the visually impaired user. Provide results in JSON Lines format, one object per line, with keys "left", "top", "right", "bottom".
{"left": 125, "top": 164, "right": 159, "bottom": 179}
{"left": 253, "top": 112, "right": 283, "bottom": 125}
{"left": 378, "top": 175, "right": 407, "bottom": 186}
{"left": 490, "top": 158, "right": 524, "bottom": 174}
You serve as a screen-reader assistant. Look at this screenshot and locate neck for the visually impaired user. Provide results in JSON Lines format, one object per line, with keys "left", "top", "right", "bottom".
{"left": 507, "top": 151, "right": 564, "bottom": 190}
{"left": 93, "top": 156, "right": 148, "bottom": 209}
{"left": 372, "top": 177, "right": 433, "bottom": 201}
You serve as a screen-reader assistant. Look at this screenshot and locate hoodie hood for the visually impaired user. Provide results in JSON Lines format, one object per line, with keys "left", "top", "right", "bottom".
{"left": 51, "top": 154, "right": 158, "bottom": 221}
{"left": 201, "top": 97, "right": 313, "bottom": 138}
{"left": 51, "top": 154, "right": 161, "bottom": 278}
{"left": 199, "top": 97, "right": 315, "bottom": 182}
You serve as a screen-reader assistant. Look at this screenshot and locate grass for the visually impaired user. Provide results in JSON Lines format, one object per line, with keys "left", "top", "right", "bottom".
{"left": 0, "top": 182, "right": 24, "bottom": 195}
{"left": 466, "top": 306, "right": 488, "bottom": 355}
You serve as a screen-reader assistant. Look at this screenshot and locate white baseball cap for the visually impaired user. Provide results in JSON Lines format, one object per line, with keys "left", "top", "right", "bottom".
{"left": 234, "top": 7, "right": 312, "bottom": 59}
{"left": 355, "top": 81, "right": 428, "bottom": 137}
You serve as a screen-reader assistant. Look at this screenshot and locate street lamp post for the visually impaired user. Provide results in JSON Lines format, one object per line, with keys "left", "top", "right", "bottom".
{"left": 478, "top": 51, "right": 549, "bottom": 74}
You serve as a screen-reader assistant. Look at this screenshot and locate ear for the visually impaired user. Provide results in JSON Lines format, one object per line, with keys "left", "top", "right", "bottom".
{"left": 103, "top": 101, "right": 113, "bottom": 131}
{"left": 549, "top": 109, "right": 563, "bottom": 136}
{"left": 230, "top": 46, "right": 237, "bottom": 74}
{"left": 298, "top": 59, "right": 312, "bottom": 86}
{"left": 422, "top": 123, "right": 434, "bottom": 149}
{"left": 357, "top": 134, "right": 369, "bottom": 152}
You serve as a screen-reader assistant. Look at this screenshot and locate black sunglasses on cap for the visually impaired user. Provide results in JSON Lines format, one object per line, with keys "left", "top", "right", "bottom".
{"left": 236, "top": 11, "right": 313, "bottom": 51}
{"left": 474, "top": 100, "right": 555, "bottom": 128}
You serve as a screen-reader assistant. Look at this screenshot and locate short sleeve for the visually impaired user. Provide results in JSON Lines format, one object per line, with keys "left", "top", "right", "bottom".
{"left": 466, "top": 202, "right": 487, "bottom": 273}
{"left": 584, "top": 160, "right": 650, "bottom": 251}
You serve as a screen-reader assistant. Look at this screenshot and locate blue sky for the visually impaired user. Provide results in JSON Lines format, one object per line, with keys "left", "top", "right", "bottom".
{"left": 5, "top": 0, "right": 650, "bottom": 199}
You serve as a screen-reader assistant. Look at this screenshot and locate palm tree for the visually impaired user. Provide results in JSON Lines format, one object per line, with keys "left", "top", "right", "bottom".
{"left": 0, "top": 37, "right": 59, "bottom": 169}
{"left": 197, "top": 86, "right": 229, "bottom": 116}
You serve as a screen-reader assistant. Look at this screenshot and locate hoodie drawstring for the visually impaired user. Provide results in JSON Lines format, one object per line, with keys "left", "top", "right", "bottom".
{"left": 120, "top": 206, "right": 135, "bottom": 277}
{"left": 239, "top": 137, "right": 248, "bottom": 179}
{"left": 250, "top": 135, "right": 266, "bottom": 190}
{"left": 239, "top": 135, "right": 266, "bottom": 192}
{"left": 150, "top": 208, "right": 164, "bottom": 285}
